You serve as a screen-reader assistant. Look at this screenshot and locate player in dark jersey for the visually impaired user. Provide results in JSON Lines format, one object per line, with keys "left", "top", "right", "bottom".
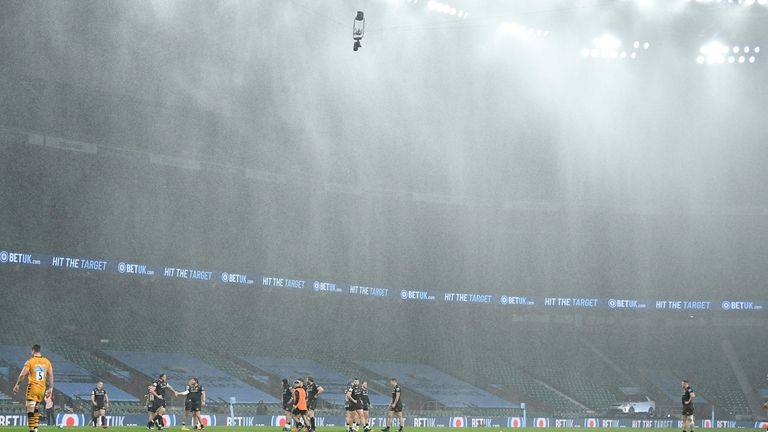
{"left": 180, "top": 381, "right": 193, "bottom": 432}
{"left": 350, "top": 380, "right": 367, "bottom": 432}
{"left": 681, "top": 380, "right": 695, "bottom": 432}
{"left": 91, "top": 382, "right": 109, "bottom": 428}
{"left": 176, "top": 378, "right": 205, "bottom": 430}
{"left": 147, "top": 373, "right": 179, "bottom": 430}
{"left": 360, "top": 381, "right": 371, "bottom": 432}
{"left": 281, "top": 379, "right": 293, "bottom": 431}
{"left": 344, "top": 380, "right": 360, "bottom": 432}
{"left": 145, "top": 385, "right": 154, "bottom": 429}
{"left": 382, "top": 378, "right": 403, "bottom": 432}
{"left": 305, "top": 376, "right": 324, "bottom": 432}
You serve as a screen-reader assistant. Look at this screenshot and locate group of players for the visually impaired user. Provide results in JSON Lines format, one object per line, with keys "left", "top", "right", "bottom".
{"left": 280, "top": 376, "right": 323, "bottom": 432}
{"left": 14, "top": 343, "right": 758, "bottom": 432}
{"left": 145, "top": 373, "right": 207, "bottom": 431}
{"left": 281, "top": 376, "right": 404, "bottom": 432}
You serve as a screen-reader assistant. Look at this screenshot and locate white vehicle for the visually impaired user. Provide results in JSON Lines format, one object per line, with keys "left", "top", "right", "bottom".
{"left": 610, "top": 396, "right": 656, "bottom": 416}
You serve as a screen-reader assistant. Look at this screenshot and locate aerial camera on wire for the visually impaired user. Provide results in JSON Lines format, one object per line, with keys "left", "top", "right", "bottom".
{"left": 353, "top": 11, "right": 365, "bottom": 51}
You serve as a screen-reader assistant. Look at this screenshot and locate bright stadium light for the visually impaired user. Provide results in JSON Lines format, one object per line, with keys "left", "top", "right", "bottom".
{"left": 581, "top": 35, "right": 649, "bottom": 61}
{"left": 594, "top": 34, "right": 621, "bottom": 50}
{"left": 698, "top": 41, "right": 761, "bottom": 65}
{"left": 699, "top": 41, "right": 728, "bottom": 63}
{"left": 427, "top": 0, "right": 468, "bottom": 18}
{"left": 499, "top": 22, "right": 550, "bottom": 38}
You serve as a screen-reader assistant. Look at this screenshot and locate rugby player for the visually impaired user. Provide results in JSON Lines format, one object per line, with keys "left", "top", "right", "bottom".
{"left": 305, "top": 376, "right": 324, "bottom": 432}
{"left": 381, "top": 378, "right": 403, "bottom": 432}
{"left": 176, "top": 378, "right": 205, "bottom": 430}
{"left": 681, "top": 380, "right": 696, "bottom": 432}
{"left": 360, "top": 381, "right": 371, "bottom": 432}
{"left": 12, "top": 345, "right": 54, "bottom": 432}
{"left": 148, "top": 373, "right": 179, "bottom": 430}
{"left": 282, "top": 379, "right": 293, "bottom": 431}
{"left": 345, "top": 379, "right": 364, "bottom": 432}
{"left": 91, "top": 382, "right": 109, "bottom": 428}
{"left": 291, "top": 379, "right": 309, "bottom": 432}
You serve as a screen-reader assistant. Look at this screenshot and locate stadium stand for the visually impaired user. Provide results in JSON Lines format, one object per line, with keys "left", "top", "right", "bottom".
{"left": 102, "top": 350, "right": 278, "bottom": 404}
{"left": 673, "top": 341, "right": 751, "bottom": 418}
{"left": 728, "top": 331, "right": 767, "bottom": 402}
{"left": 356, "top": 361, "right": 516, "bottom": 408}
{"left": 441, "top": 351, "right": 588, "bottom": 416}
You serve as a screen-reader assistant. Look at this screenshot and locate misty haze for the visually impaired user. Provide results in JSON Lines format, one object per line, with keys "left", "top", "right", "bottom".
{"left": 0, "top": 1, "right": 767, "bottom": 431}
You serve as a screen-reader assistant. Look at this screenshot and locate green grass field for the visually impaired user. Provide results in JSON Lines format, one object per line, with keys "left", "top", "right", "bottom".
{"left": 0, "top": 428, "right": 758, "bottom": 432}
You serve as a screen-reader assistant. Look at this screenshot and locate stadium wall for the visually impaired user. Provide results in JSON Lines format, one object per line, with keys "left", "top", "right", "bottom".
{"left": 0, "top": 414, "right": 762, "bottom": 429}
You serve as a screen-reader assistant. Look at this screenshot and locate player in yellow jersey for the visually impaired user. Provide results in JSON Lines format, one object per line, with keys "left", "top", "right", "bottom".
{"left": 12, "top": 345, "right": 54, "bottom": 432}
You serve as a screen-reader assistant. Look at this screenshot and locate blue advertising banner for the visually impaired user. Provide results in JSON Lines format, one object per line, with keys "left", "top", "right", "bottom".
{"left": 1, "top": 245, "right": 766, "bottom": 314}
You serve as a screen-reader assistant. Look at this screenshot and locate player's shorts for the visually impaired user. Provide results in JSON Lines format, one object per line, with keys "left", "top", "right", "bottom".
{"left": 147, "top": 405, "right": 154, "bottom": 413}
{"left": 25, "top": 386, "right": 45, "bottom": 404}
{"left": 283, "top": 403, "right": 293, "bottom": 411}
{"left": 345, "top": 403, "right": 359, "bottom": 412}
{"left": 389, "top": 403, "right": 403, "bottom": 413}
{"left": 184, "top": 399, "right": 192, "bottom": 411}
{"left": 362, "top": 402, "right": 369, "bottom": 411}
{"left": 93, "top": 403, "right": 106, "bottom": 411}
{"left": 307, "top": 398, "right": 318, "bottom": 410}
{"left": 189, "top": 400, "right": 202, "bottom": 412}
{"left": 682, "top": 407, "right": 694, "bottom": 416}
{"left": 292, "top": 408, "right": 307, "bottom": 416}
{"left": 151, "top": 399, "right": 166, "bottom": 412}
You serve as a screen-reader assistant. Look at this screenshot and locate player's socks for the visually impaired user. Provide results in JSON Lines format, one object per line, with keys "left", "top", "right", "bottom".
{"left": 28, "top": 412, "right": 35, "bottom": 432}
{"left": 310, "top": 417, "right": 315, "bottom": 430}
{"left": 32, "top": 411, "right": 41, "bottom": 430}
{"left": 102, "top": 416, "right": 107, "bottom": 427}
{"left": 381, "top": 427, "right": 390, "bottom": 432}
